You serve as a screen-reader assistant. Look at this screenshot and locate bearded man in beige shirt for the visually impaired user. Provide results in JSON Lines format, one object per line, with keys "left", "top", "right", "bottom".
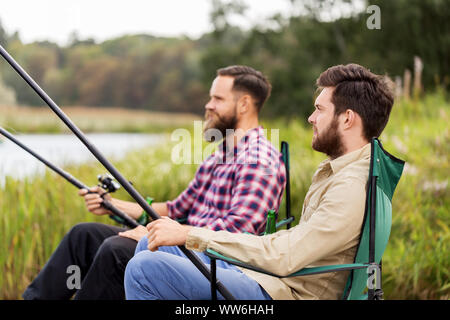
{"left": 124, "top": 63, "right": 395, "bottom": 300}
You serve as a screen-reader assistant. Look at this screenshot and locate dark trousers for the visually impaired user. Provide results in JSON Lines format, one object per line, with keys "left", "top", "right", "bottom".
{"left": 22, "top": 222, "right": 137, "bottom": 300}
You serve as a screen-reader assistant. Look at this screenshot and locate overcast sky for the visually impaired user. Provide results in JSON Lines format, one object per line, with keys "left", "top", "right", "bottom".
{"left": 0, "top": 0, "right": 293, "bottom": 45}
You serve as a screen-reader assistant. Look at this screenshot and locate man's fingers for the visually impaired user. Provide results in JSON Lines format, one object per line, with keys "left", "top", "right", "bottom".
{"left": 78, "top": 188, "right": 88, "bottom": 196}
{"left": 87, "top": 203, "right": 103, "bottom": 211}
{"left": 119, "top": 226, "right": 148, "bottom": 242}
{"left": 85, "top": 198, "right": 103, "bottom": 208}
{"left": 146, "top": 219, "right": 165, "bottom": 239}
{"left": 91, "top": 207, "right": 108, "bottom": 215}
{"left": 146, "top": 219, "right": 160, "bottom": 232}
{"left": 147, "top": 231, "right": 156, "bottom": 243}
{"left": 118, "top": 230, "right": 134, "bottom": 240}
{"left": 147, "top": 225, "right": 155, "bottom": 239}
{"left": 146, "top": 219, "right": 177, "bottom": 251}
{"left": 148, "top": 238, "right": 160, "bottom": 252}
{"left": 86, "top": 202, "right": 102, "bottom": 209}
{"left": 80, "top": 186, "right": 106, "bottom": 199}
{"left": 89, "top": 186, "right": 102, "bottom": 192}
{"left": 147, "top": 232, "right": 160, "bottom": 251}
{"left": 85, "top": 197, "right": 103, "bottom": 205}
{"left": 90, "top": 186, "right": 107, "bottom": 196}
{"left": 84, "top": 193, "right": 102, "bottom": 200}
{"left": 84, "top": 193, "right": 99, "bottom": 200}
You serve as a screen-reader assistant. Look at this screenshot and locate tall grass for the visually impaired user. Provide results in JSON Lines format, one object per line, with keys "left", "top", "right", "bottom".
{"left": 374, "top": 93, "right": 449, "bottom": 299}
{"left": 0, "top": 93, "right": 448, "bottom": 299}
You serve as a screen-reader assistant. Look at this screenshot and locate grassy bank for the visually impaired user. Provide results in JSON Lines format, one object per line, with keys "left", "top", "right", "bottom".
{"left": 0, "top": 105, "right": 201, "bottom": 134}
{"left": 0, "top": 93, "right": 448, "bottom": 299}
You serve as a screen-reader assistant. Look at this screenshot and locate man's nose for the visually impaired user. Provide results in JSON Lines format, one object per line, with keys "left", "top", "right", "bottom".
{"left": 205, "top": 100, "right": 214, "bottom": 110}
{"left": 308, "top": 112, "right": 315, "bottom": 124}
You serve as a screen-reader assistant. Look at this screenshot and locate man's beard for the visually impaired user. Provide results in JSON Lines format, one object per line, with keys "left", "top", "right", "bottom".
{"left": 203, "top": 108, "right": 238, "bottom": 142}
{"left": 312, "top": 116, "right": 345, "bottom": 159}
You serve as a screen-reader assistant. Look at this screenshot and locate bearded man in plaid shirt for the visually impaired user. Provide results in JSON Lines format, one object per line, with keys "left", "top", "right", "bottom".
{"left": 23, "top": 65, "right": 286, "bottom": 300}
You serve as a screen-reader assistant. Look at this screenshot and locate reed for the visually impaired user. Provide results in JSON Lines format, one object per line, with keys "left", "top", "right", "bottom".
{"left": 0, "top": 93, "right": 448, "bottom": 299}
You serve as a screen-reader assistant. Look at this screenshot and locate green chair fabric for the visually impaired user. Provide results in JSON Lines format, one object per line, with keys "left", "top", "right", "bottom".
{"left": 206, "top": 138, "right": 405, "bottom": 300}
{"left": 278, "top": 141, "right": 294, "bottom": 229}
{"left": 343, "top": 138, "right": 405, "bottom": 300}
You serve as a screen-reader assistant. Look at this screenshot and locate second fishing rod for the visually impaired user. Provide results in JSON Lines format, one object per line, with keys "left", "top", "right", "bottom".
{"left": 0, "top": 44, "right": 235, "bottom": 300}
{"left": 0, "top": 126, "right": 139, "bottom": 229}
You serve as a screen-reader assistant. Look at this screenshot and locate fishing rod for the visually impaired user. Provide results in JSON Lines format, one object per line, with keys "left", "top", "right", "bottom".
{"left": 0, "top": 45, "right": 235, "bottom": 300}
{"left": 0, "top": 126, "right": 139, "bottom": 229}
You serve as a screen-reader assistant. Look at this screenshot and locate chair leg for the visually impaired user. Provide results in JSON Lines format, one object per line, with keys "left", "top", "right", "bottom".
{"left": 210, "top": 258, "right": 217, "bottom": 300}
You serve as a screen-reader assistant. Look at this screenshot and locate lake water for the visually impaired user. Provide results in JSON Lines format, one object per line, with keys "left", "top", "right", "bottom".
{"left": 0, "top": 133, "right": 163, "bottom": 185}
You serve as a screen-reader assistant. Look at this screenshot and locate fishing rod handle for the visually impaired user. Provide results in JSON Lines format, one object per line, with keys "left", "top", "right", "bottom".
{"left": 102, "top": 199, "right": 139, "bottom": 228}
{"left": 85, "top": 189, "right": 139, "bottom": 229}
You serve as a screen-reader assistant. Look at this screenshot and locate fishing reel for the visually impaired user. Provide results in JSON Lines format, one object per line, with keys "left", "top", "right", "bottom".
{"left": 97, "top": 174, "right": 121, "bottom": 194}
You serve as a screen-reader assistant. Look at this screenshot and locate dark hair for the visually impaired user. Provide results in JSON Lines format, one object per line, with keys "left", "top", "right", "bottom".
{"left": 217, "top": 65, "right": 272, "bottom": 112}
{"left": 316, "top": 63, "right": 394, "bottom": 140}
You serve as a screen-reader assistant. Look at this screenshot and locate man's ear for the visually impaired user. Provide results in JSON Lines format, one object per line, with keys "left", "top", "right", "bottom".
{"left": 342, "top": 109, "right": 356, "bottom": 130}
{"left": 238, "top": 94, "right": 252, "bottom": 114}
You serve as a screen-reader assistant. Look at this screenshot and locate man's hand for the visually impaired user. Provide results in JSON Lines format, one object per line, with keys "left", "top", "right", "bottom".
{"left": 146, "top": 217, "right": 192, "bottom": 251}
{"left": 118, "top": 225, "right": 149, "bottom": 242}
{"left": 78, "top": 186, "right": 112, "bottom": 216}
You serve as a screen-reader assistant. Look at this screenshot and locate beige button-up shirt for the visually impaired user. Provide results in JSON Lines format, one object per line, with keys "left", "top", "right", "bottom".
{"left": 186, "top": 143, "right": 371, "bottom": 300}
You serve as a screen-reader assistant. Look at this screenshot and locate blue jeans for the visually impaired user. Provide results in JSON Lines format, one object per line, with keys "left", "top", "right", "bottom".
{"left": 124, "top": 236, "right": 272, "bottom": 300}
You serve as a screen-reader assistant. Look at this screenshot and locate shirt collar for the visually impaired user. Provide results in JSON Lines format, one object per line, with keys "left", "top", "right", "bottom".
{"left": 216, "top": 126, "right": 264, "bottom": 159}
{"left": 329, "top": 143, "right": 371, "bottom": 174}
{"left": 236, "top": 126, "right": 264, "bottom": 151}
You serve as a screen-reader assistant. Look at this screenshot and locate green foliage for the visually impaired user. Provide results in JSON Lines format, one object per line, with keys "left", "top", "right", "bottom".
{"left": 0, "top": 19, "right": 7, "bottom": 47}
{"left": 200, "top": 0, "right": 450, "bottom": 119}
{"left": 1, "top": 1, "right": 448, "bottom": 118}
{"left": 377, "top": 92, "right": 449, "bottom": 299}
{"left": 1, "top": 93, "right": 448, "bottom": 299}
{"left": 0, "top": 76, "right": 16, "bottom": 105}
{"left": 0, "top": 33, "right": 208, "bottom": 113}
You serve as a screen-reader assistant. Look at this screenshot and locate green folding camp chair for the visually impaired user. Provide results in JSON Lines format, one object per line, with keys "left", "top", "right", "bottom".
{"left": 259, "top": 141, "right": 294, "bottom": 235}
{"left": 206, "top": 138, "right": 405, "bottom": 300}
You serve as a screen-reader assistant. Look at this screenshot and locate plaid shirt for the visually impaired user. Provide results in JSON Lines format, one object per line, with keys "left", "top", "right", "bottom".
{"left": 167, "top": 126, "right": 286, "bottom": 235}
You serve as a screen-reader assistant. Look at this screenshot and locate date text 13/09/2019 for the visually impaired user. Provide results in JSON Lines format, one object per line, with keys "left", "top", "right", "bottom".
{"left": 175, "top": 304, "right": 275, "bottom": 317}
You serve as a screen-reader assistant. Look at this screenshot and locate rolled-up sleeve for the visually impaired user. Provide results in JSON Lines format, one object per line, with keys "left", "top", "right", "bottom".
{"left": 166, "top": 167, "right": 203, "bottom": 221}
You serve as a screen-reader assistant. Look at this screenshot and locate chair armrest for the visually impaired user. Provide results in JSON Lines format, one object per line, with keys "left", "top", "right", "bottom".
{"left": 289, "top": 263, "right": 370, "bottom": 276}
{"left": 176, "top": 217, "right": 188, "bottom": 224}
{"left": 205, "top": 249, "right": 279, "bottom": 277}
{"left": 205, "top": 248, "right": 370, "bottom": 278}
{"left": 275, "top": 217, "right": 295, "bottom": 229}
{"left": 251, "top": 217, "right": 296, "bottom": 236}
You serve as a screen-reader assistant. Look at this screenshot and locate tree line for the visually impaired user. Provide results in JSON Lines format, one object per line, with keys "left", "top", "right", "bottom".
{"left": 0, "top": 0, "right": 448, "bottom": 120}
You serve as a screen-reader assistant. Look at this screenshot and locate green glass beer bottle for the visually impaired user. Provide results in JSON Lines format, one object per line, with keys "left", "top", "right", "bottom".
{"left": 264, "top": 209, "right": 277, "bottom": 235}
